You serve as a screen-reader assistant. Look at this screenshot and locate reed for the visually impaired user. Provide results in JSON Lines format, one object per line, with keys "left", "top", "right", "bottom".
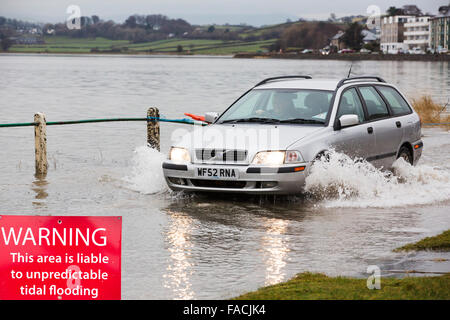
{"left": 411, "top": 95, "right": 450, "bottom": 128}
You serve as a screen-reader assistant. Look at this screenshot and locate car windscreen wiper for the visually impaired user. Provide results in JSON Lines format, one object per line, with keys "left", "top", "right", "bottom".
{"left": 220, "top": 117, "right": 281, "bottom": 124}
{"left": 279, "top": 118, "right": 325, "bottom": 124}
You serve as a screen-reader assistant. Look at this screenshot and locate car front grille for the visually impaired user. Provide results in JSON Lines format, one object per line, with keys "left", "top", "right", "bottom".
{"left": 190, "top": 179, "right": 247, "bottom": 189}
{"left": 195, "top": 149, "right": 247, "bottom": 163}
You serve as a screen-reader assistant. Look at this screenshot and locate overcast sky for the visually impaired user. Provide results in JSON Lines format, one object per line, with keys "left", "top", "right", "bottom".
{"left": 0, "top": 0, "right": 446, "bottom": 26}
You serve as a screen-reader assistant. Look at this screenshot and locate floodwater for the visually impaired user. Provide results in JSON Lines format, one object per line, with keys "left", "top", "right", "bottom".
{"left": 0, "top": 54, "right": 449, "bottom": 299}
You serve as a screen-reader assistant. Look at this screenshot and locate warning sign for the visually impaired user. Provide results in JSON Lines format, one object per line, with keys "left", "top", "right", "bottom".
{"left": 0, "top": 215, "right": 122, "bottom": 300}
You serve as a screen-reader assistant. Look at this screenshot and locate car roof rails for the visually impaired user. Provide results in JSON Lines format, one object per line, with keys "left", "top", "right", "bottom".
{"left": 255, "top": 75, "right": 312, "bottom": 87}
{"left": 336, "top": 76, "right": 386, "bottom": 89}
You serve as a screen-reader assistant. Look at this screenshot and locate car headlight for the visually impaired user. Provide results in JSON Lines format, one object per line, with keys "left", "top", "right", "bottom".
{"left": 251, "top": 150, "right": 303, "bottom": 165}
{"left": 285, "top": 150, "right": 303, "bottom": 164}
{"left": 169, "top": 147, "right": 191, "bottom": 163}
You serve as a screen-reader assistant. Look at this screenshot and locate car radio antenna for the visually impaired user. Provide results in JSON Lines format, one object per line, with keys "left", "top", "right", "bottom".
{"left": 347, "top": 62, "right": 353, "bottom": 78}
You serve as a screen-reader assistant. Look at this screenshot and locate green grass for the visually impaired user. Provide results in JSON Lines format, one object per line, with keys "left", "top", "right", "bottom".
{"left": 394, "top": 230, "right": 450, "bottom": 252}
{"left": 43, "top": 36, "right": 129, "bottom": 47}
{"left": 10, "top": 36, "right": 130, "bottom": 53}
{"left": 129, "top": 39, "right": 231, "bottom": 52}
{"left": 234, "top": 272, "right": 450, "bottom": 300}
{"left": 9, "top": 36, "right": 275, "bottom": 55}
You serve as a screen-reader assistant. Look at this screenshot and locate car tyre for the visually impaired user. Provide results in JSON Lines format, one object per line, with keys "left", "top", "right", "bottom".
{"left": 397, "top": 146, "right": 413, "bottom": 165}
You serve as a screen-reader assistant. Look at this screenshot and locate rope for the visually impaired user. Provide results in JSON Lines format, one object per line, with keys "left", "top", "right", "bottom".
{"left": 0, "top": 116, "right": 206, "bottom": 128}
{"left": 1, "top": 117, "right": 445, "bottom": 128}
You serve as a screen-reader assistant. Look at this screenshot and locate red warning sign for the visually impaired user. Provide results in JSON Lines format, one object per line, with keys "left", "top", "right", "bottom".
{"left": 0, "top": 215, "right": 122, "bottom": 300}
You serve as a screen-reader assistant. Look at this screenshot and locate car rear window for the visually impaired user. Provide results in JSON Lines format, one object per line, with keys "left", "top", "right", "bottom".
{"left": 358, "top": 86, "right": 389, "bottom": 120}
{"left": 376, "top": 86, "right": 411, "bottom": 115}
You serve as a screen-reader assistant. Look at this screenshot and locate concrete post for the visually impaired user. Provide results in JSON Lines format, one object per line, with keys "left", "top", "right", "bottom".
{"left": 34, "top": 112, "right": 48, "bottom": 175}
{"left": 147, "top": 107, "right": 160, "bottom": 151}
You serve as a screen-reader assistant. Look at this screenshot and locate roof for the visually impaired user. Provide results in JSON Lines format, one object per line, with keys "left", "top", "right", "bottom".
{"left": 362, "top": 30, "right": 377, "bottom": 41}
{"left": 254, "top": 77, "right": 388, "bottom": 91}
{"left": 255, "top": 79, "right": 341, "bottom": 91}
{"left": 332, "top": 31, "right": 345, "bottom": 40}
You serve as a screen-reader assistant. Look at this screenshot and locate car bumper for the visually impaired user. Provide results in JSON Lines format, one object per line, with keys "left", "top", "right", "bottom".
{"left": 412, "top": 139, "right": 423, "bottom": 165}
{"left": 162, "top": 161, "right": 308, "bottom": 195}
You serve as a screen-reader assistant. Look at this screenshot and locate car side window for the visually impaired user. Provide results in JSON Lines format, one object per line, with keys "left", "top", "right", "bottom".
{"left": 375, "top": 86, "right": 412, "bottom": 115}
{"left": 358, "top": 86, "right": 389, "bottom": 120}
{"left": 336, "top": 88, "right": 365, "bottom": 123}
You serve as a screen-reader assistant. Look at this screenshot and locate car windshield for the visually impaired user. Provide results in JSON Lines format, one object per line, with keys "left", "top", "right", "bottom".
{"left": 217, "top": 89, "right": 334, "bottom": 124}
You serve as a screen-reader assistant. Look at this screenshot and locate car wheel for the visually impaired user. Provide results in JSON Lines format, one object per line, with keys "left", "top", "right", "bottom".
{"left": 397, "top": 146, "right": 413, "bottom": 165}
{"left": 314, "top": 150, "right": 331, "bottom": 162}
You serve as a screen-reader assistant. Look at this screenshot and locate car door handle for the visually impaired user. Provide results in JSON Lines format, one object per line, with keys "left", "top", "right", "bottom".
{"left": 367, "top": 127, "right": 373, "bottom": 134}
{"left": 396, "top": 121, "right": 402, "bottom": 128}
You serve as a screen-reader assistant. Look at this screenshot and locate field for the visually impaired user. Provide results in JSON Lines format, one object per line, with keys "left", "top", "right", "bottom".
{"left": 9, "top": 36, "right": 276, "bottom": 55}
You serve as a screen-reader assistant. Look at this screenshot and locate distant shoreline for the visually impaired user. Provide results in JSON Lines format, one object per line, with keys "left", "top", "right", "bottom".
{"left": 2, "top": 51, "right": 450, "bottom": 62}
{"left": 234, "top": 52, "right": 450, "bottom": 62}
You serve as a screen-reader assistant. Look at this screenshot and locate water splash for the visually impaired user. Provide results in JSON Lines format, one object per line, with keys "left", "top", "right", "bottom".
{"left": 122, "top": 146, "right": 168, "bottom": 194}
{"left": 304, "top": 151, "right": 450, "bottom": 208}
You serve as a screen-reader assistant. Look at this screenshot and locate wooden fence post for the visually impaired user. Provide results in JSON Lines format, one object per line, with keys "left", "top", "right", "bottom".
{"left": 147, "top": 107, "right": 160, "bottom": 151}
{"left": 34, "top": 112, "right": 48, "bottom": 175}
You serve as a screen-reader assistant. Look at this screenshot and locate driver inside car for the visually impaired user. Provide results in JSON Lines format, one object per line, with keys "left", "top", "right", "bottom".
{"left": 255, "top": 92, "right": 297, "bottom": 119}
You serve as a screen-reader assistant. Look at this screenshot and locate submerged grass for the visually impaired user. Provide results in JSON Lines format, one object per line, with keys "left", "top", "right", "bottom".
{"left": 394, "top": 230, "right": 450, "bottom": 252}
{"left": 234, "top": 272, "right": 450, "bottom": 300}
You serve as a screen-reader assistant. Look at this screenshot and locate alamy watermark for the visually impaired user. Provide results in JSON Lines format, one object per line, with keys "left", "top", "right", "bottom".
{"left": 367, "top": 265, "right": 381, "bottom": 290}
{"left": 66, "top": 5, "right": 81, "bottom": 30}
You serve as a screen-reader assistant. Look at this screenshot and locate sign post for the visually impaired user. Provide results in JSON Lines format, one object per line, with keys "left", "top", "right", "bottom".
{"left": 0, "top": 215, "right": 122, "bottom": 300}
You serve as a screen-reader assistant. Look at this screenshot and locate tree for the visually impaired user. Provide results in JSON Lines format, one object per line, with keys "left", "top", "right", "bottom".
{"left": 386, "top": 6, "right": 403, "bottom": 16}
{"left": 279, "top": 21, "right": 342, "bottom": 50}
{"left": 177, "top": 45, "right": 183, "bottom": 52}
{"left": 207, "top": 25, "right": 215, "bottom": 33}
{"left": 341, "top": 22, "right": 364, "bottom": 50}
{"left": 91, "top": 15, "right": 100, "bottom": 24}
{"left": 0, "top": 31, "right": 13, "bottom": 51}
{"left": 125, "top": 15, "right": 137, "bottom": 28}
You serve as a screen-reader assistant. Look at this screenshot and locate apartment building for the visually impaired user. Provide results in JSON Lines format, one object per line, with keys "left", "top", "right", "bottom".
{"left": 404, "top": 16, "right": 431, "bottom": 50}
{"left": 430, "top": 5, "right": 450, "bottom": 52}
{"left": 380, "top": 15, "right": 412, "bottom": 53}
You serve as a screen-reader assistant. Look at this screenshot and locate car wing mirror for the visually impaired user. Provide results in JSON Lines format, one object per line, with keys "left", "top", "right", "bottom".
{"left": 204, "top": 112, "right": 219, "bottom": 123}
{"left": 338, "top": 114, "right": 359, "bottom": 128}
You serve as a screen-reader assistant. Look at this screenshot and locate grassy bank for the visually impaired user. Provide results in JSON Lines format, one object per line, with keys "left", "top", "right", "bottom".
{"left": 234, "top": 272, "right": 450, "bottom": 300}
{"left": 395, "top": 230, "right": 450, "bottom": 252}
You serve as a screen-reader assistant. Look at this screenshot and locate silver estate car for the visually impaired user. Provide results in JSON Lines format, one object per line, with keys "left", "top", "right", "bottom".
{"left": 162, "top": 76, "right": 423, "bottom": 194}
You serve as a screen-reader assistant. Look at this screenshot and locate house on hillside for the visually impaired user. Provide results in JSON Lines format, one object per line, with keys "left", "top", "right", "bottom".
{"left": 361, "top": 29, "right": 378, "bottom": 44}
{"left": 330, "top": 30, "right": 345, "bottom": 50}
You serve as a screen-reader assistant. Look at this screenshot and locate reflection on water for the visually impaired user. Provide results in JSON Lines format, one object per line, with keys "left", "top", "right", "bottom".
{"left": 262, "top": 218, "right": 290, "bottom": 286}
{"left": 163, "top": 210, "right": 195, "bottom": 300}
{"left": 31, "top": 175, "right": 48, "bottom": 207}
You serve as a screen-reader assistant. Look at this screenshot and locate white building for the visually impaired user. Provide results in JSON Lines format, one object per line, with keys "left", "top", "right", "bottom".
{"left": 404, "top": 16, "right": 431, "bottom": 50}
{"left": 380, "top": 15, "right": 412, "bottom": 54}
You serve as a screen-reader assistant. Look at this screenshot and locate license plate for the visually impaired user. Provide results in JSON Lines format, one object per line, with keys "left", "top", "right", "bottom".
{"left": 195, "top": 167, "right": 239, "bottom": 179}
